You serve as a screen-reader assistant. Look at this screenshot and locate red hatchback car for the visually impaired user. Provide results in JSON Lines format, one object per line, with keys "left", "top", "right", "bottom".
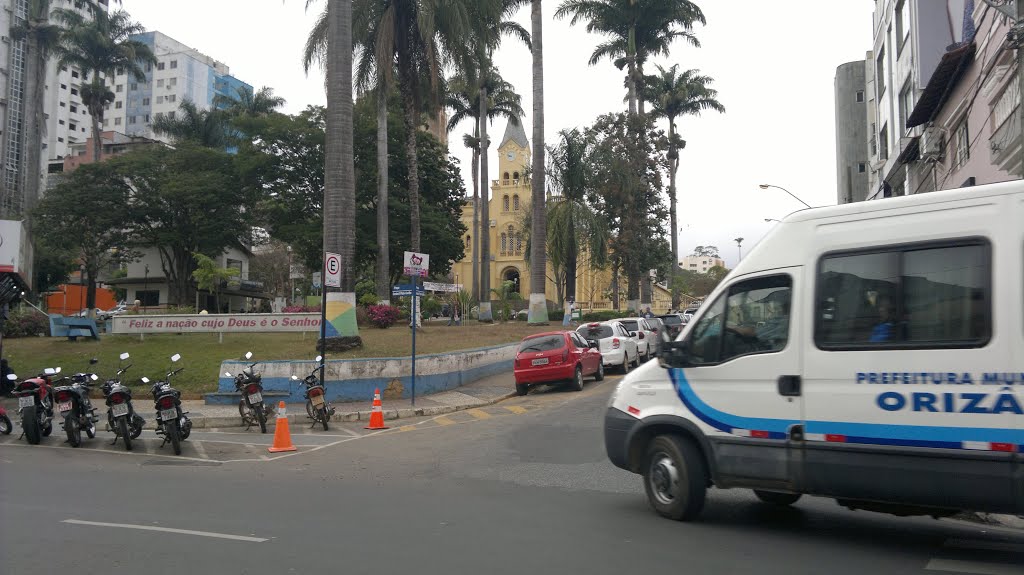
{"left": 513, "top": 331, "right": 604, "bottom": 396}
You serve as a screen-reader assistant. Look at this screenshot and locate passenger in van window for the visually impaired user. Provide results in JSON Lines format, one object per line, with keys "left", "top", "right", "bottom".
{"left": 869, "top": 297, "right": 898, "bottom": 342}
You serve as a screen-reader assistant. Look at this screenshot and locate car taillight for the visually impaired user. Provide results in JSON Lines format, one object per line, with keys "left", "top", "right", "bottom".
{"left": 612, "top": 338, "right": 621, "bottom": 349}
{"left": 110, "top": 393, "right": 126, "bottom": 404}
{"left": 308, "top": 387, "right": 323, "bottom": 397}
{"left": 246, "top": 384, "right": 260, "bottom": 395}
{"left": 561, "top": 349, "right": 569, "bottom": 363}
{"left": 56, "top": 390, "right": 71, "bottom": 403}
{"left": 157, "top": 396, "right": 175, "bottom": 409}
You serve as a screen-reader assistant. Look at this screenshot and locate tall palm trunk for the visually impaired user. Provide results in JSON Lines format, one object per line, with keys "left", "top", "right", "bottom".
{"left": 477, "top": 82, "right": 492, "bottom": 321}
{"left": 668, "top": 121, "right": 680, "bottom": 310}
{"left": 611, "top": 255, "right": 620, "bottom": 311}
{"left": 470, "top": 143, "right": 480, "bottom": 302}
{"left": 23, "top": 33, "right": 45, "bottom": 216}
{"left": 323, "top": 0, "right": 359, "bottom": 338}
{"left": 565, "top": 208, "right": 577, "bottom": 301}
{"left": 527, "top": 0, "right": 548, "bottom": 324}
{"left": 375, "top": 90, "right": 390, "bottom": 304}
{"left": 626, "top": 26, "right": 637, "bottom": 116}
{"left": 401, "top": 69, "right": 421, "bottom": 252}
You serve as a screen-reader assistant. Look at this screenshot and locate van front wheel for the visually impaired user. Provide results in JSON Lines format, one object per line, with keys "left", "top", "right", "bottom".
{"left": 643, "top": 435, "right": 707, "bottom": 521}
{"left": 753, "top": 490, "right": 802, "bottom": 506}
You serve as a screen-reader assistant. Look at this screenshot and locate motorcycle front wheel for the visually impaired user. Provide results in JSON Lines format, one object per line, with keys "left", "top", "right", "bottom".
{"left": 65, "top": 414, "right": 81, "bottom": 447}
{"left": 256, "top": 404, "right": 267, "bottom": 434}
{"left": 118, "top": 417, "right": 132, "bottom": 451}
{"left": 319, "top": 407, "right": 329, "bottom": 431}
{"left": 166, "top": 420, "right": 181, "bottom": 455}
{"left": 130, "top": 414, "right": 144, "bottom": 439}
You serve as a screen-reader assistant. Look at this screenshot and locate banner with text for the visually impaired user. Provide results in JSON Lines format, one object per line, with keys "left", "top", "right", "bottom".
{"left": 111, "top": 313, "right": 322, "bottom": 334}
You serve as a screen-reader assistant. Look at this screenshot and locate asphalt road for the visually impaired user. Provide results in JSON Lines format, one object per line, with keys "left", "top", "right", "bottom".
{"left": 1, "top": 371, "right": 1022, "bottom": 575}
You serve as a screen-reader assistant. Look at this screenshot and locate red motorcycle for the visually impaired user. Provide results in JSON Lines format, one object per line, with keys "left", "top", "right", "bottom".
{"left": 12, "top": 367, "right": 60, "bottom": 444}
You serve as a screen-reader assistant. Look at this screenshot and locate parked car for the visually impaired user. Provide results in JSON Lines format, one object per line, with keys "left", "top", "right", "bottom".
{"left": 576, "top": 320, "right": 639, "bottom": 374}
{"left": 655, "top": 313, "right": 686, "bottom": 339}
{"left": 513, "top": 331, "right": 604, "bottom": 396}
{"left": 617, "top": 317, "right": 659, "bottom": 361}
{"left": 71, "top": 308, "right": 102, "bottom": 318}
{"left": 98, "top": 304, "right": 129, "bottom": 321}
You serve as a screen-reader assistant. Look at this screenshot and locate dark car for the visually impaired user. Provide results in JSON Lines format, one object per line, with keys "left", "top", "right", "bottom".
{"left": 655, "top": 313, "right": 685, "bottom": 339}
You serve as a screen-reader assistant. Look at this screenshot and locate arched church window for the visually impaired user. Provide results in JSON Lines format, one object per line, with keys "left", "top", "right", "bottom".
{"left": 503, "top": 195, "right": 509, "bottom": 211}
{"left": 500, "top": 233, "right": 507, "bottom": 255}
{"left": 513, "top": 195, "right": 520, "bottom": 211}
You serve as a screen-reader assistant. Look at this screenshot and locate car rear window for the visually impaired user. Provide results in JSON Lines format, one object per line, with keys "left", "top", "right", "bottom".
{"left": 619, "top": 320, "right": 639, "bottom": 332}
{"left": 578, "top": 324, "right": 613, "bottom": 340}
{"left": 518, "top": 335, "right": 566, "bottom": 353}
{"left": 658, "top": 315, "right": 682, "bottom": 325}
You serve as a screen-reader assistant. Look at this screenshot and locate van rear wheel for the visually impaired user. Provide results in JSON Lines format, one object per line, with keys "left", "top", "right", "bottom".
{"left": 643, "top": 435, "right": 707, "bottom": 521}
{"left": 753, "top": 490, "right": 802, "bottom": 506}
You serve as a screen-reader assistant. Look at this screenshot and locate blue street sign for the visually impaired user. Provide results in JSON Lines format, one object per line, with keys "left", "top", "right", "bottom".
{"left": 391, "top": 284, "right": 425, "bottom": 297}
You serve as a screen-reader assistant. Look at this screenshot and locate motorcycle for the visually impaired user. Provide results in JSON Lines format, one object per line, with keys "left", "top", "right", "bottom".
{"left": 224, "top": 351, "right": 271, "bottom": 433}
{"left": 101, "top": 352, "right": 145, "bottom": 451}
{"left": 290, "top": 356, "right": 334, "bottom": 431}
{"left": 143, "top": 353, "right": 192, "bottom": 456}
{"left": 12, "top": 367, "right": 59, "bottom": 444}
{"left": 0, "top": 395, "right": 12, "bottom": 435}
{"left": 53, "top": 358, "right": 102, "bottom": 447}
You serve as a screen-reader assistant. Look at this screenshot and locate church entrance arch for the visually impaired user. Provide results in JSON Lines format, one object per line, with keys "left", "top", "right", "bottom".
{"left": 501, "top": 267, "right": 521, "bottom": 294}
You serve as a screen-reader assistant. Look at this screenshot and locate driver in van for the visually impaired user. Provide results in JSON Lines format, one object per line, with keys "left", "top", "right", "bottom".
{"left": 727, "top": 292, "right": 790, "bottom": 351}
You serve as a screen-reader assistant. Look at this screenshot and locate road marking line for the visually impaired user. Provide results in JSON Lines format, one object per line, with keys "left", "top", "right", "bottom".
{"left": 434, "top": 416, "right": 455, "bottom": 426}
{"left": 503, "top": 406, "right": 528, "bottom": 414}
{"left": 467, "top": 409, "right": 491, "bottom": 420}
{"left": 399, "top": 425, "right": 416, "bottom": 432}
{"left": 61, "top": 519, "right": 267, "bottom": 542}
{"left": 0, "top": 440, "right": 214, "bottom": 463}
{"left": 926, "top": 558, "right": 1020, "bottom": 575}
{"left": 190, "top": 441, "right": 210, "bottom": 460}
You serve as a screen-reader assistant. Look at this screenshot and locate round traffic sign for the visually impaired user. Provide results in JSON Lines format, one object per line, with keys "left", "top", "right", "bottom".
{"left": 326, "top": 254, "right": 340, "bottom": 275}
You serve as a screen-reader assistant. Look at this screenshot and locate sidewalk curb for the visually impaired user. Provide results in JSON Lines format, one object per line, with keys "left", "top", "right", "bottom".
{"left": 176, "top": 391, "right": 518, "bottom": 430}
{"left": 952, "top": 511, "right": 1024, "bottom": 531}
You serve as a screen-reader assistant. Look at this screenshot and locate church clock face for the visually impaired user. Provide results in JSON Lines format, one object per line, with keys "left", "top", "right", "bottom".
{"left": 506, "top": 150, "right": 516, "bottom": 161}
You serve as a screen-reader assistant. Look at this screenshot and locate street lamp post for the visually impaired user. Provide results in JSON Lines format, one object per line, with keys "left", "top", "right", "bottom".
{"left": 143, "top": 264, "right": 149, "bottom": 314}
{"left": 759, "top": 184, "right": 813, "bottom": 209}
{"left": 79, "top": 264, "right": 85, "bottom": 314}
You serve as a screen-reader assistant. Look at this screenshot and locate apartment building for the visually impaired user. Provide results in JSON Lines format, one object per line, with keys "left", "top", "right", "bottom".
{"left": 679, "top": 255, "right": 726, "bottom": 274}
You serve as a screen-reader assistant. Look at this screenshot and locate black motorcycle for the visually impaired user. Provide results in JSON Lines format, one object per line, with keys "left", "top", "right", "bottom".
{"left": 52, "top": 359, "right": 101, "bottom": 448}
{"left": 101, "top": 352, "right": 145, "bottom": 451}
{"left": 225, "top": 351, "right": 270, "bottom": 433}
{"left": 13, "top": 367, "right": 59, "bottom": 444}
{"left": 144, "top": 353, "right": 192, "bottom": 456}
{"left": 291, "top": 356, "right": 334, "bottom": 431}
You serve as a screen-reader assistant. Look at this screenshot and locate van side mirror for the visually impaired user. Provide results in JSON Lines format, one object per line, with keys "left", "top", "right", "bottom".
{"left": 658, "top": 340, "right": 690, "bottom": 369}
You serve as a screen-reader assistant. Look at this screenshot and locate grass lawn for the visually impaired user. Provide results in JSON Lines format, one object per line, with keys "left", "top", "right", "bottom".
{"left": 3, "top": 320, "right": 564, "bottom": 398}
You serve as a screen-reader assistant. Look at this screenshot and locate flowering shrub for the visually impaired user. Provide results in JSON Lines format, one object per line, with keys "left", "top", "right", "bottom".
{"left": 3, "top": 307, "right": 50, "bottom": 338}
{"left": 282, "top": 304, "right": 321, "bottom": 313}
{"left": 366, "top": 304, "right": 402, "bottom": 328}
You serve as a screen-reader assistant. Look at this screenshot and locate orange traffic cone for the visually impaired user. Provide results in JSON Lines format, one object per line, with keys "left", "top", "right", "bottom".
{"left": 268, "top": 401, "right": 297, "bottom": 452}
{"left": 364, "top": 388, "right": 389, "bottom": 430}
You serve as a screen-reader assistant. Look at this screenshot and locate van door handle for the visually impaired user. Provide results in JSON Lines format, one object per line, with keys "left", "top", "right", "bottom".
{"left": 777, "top": 375, "right": 801, "bottom": 397}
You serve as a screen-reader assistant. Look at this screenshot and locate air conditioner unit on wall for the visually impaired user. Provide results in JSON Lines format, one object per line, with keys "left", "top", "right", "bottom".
{"left": 920, "top": 125, "right": 944, "bottom": 161}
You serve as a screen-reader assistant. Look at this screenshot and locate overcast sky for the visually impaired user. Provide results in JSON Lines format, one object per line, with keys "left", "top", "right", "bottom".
{"left": 123, "top": 0, "right": 874, "bottom": 269}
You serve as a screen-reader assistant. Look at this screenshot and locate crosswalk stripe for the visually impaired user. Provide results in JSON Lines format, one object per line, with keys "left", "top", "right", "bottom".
{"left": 503, "top": 406, "right": 528, "bottom": 414}
{"left": 466, "top": 409, "right": 491, "bottom": 420}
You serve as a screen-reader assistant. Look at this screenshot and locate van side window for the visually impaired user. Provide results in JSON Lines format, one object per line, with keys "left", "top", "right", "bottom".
{"left": 687, "top": 275, "right": 792, "bottom": 364}
{"left": 816, "top": 240, "right": 990, "bottom": 349}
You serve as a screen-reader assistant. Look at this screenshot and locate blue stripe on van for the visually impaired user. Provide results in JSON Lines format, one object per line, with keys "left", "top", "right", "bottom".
{"left": 668, "top": 369, "right": 1024, "bottom": 450}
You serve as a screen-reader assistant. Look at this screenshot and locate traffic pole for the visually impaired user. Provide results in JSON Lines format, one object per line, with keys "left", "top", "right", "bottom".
{"left": 411, "top": 274, "right": 417, "bottom": 407}
{"left": 319, "top": 285, "right": 327, "bottom": 382}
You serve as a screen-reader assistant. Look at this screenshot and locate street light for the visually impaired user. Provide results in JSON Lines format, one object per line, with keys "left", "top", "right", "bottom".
{"left": 79, "top": 263, "right": 85, "bottom": 314}
{"left": 759, "top": 183, "right": 813, "bottom": 209}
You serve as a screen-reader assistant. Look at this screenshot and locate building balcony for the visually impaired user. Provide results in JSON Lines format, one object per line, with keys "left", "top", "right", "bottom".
{"left": 989, "top": 106, "right": 1021, "bottom": 176}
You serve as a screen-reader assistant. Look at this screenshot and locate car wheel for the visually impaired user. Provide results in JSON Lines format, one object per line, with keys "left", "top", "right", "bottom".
{"left": 572, "top": 366, "right": 584, "bottom": 392}
{"left": 621, "top": 355, "right": 630, "bottom": 374}
{"left": 643, "top": 435, "right": 708, "bottom": 521}
{"left": 753, "top": 490, "right": 802, "bottom": 506}
{"left": 515, "top": 383, "right": 529, "bottom": 396}
{"left": 594, "top": 362, "right": 604, "bottom": 382}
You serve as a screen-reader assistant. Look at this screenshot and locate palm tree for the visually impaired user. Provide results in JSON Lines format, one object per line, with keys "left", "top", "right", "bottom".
{"left": 554, "top": 0, "right": 704, "bottom": 116}
{"left": 466, "top": 0, "right": 530, "bottom": 322}
{"left": 642, "top": 64, "right": 723, "bottom": 309}
{"left": 151, "top": 99, "right": 231, "bottom": 148}
{"left": 446, "top": 68, "right": 524, "bottom": 302}
{"left": 546, "top": 128, "right": 608, "bottom": 303}
{"left": 52, "top": 7, "right": 155, "bottom": 168}
{"left": 527, "top": 0, "right": 547, "bottom": 324}
{"left": 215, "top": 85, "right": 286, "bottom": 117}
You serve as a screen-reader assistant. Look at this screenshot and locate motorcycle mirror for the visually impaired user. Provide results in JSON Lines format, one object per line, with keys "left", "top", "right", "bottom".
{"left": 90, "top": 374, "right": 99, "bottom": 381}
{"left": 170, "top": 354, "right": 181, "bottom": 363}
{"left": 55, "top": 367, "right": 61, "bottom": 374}
{"left": 224, "top": 372, "right": 233, "bottom": 378}
{"left": 244, "top": 351, "right": 253, "bottom": 360}
{"left": 119, "top": 352, "right": 130, "bottom": 361}
{"left": 89, "top": 358, "right": 99, "bottom": 365}
{"left": 290, "top": 375, "right": 299, "bottom": 381}
{"left": 6, "top": 373, "right": 16, "bottom": 381}
{"left": 44, "top": 368, "right": 55, "bottom": 376}
{"left": 315, "top": 355, "right": 323, "bottom": 362}
{"left": 140, "top": 377, "right": 150, "bottom": 384}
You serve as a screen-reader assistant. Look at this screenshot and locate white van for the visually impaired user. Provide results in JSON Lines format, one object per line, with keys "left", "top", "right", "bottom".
{"left": 605, "top": 183, "right": 1023, "bottom": 521}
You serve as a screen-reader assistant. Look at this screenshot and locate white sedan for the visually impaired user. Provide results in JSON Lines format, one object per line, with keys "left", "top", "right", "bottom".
{"left": 576, "top": 320, "right": 640, "bottom": 373}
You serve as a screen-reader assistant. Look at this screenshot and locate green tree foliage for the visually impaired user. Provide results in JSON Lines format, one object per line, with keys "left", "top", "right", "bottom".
{"left": 588, "top": 113, "right": 671, "bottom": 304}
{"left": 112, "top": 144, "right": 251, "bottom": 305}
{"left": 32, "top": 162, "right": 138, "bottom": 313}
{"left": 192, "top": 252, "right": 240, "bottom": 314}
{"left": 691, "top": 245, "right": 719, "bottom": 258}
{"left": 491, "top": 279, "right": 521, "bottom": 322}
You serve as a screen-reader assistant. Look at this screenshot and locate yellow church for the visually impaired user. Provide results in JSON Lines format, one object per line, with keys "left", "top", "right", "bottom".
{"left": 450, "top": 120, "right": 674, "bottom": 313}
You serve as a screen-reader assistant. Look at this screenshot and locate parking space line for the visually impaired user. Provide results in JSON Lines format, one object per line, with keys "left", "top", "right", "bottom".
{"left": 503, "top": 406, "right": 528, "bottom": 414}
{"left": 466, "top": 409, "right": 491, "bottom": 420}
{"left": 191, "top": 441, "right": 210, "bottom": 459}
{"left": 434, "top": 416, "right": 455, "bottom": 426}
{"left": 62, "top": 519, "right": 267, "bottom": 542}
{"left": 398, "top": 425, "right": 417, "bottom": 432}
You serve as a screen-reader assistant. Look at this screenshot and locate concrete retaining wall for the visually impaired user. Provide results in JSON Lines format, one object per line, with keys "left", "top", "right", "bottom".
{"left": 205, "top": 343, "right": 518, "bottom": 404}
